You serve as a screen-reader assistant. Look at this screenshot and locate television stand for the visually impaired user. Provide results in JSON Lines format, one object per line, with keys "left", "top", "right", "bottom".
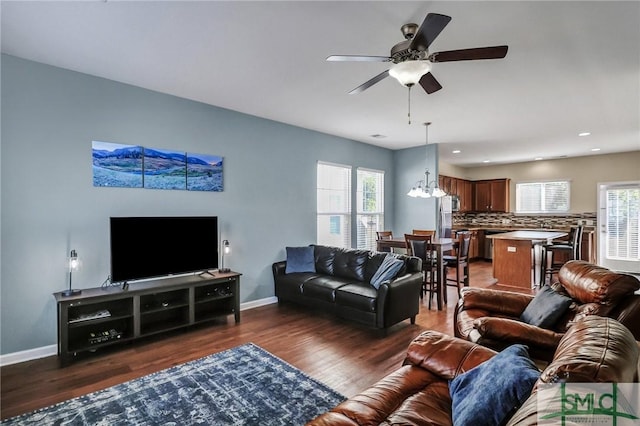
{"left": 53, "top": 271, "right": 241, "bottom": 366}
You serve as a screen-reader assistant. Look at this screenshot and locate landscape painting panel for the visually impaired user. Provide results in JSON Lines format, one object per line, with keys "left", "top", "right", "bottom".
{"left": 92, "top": 141, "right": 143, "bottom": 188}
{"left": 187, "top": 153, "right": 224, "bottom": 192}
{"left": 144, "top": 148, "right": 187, "bottom": 190}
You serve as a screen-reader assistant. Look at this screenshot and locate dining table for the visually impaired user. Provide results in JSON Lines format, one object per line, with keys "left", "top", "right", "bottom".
{"left": 376, "top": 237, "right": 454, "bottom": 311}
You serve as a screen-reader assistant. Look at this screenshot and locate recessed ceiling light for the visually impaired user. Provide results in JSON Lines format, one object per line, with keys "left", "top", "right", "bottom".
{"left": 579, "top": 132, "right": 591, "bottom": 137}
{"left": 591, "top": 148, "right": 601, "bottom": 152}
{"left": 482, "top": 160, "right": 491, "bottom": 163}
{"left": 534, "top": 157, "right": 543, "bottom": 161}
{"left": 370, "top": 134, "right": 386, "bottom": 139}
{"left": 452, "top": 150, "right": 461, "bottom": 154}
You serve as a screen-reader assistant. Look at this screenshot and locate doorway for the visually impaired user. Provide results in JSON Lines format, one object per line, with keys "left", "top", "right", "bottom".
{"left": 597, "top": 181, "right": 640, "bottom": 273}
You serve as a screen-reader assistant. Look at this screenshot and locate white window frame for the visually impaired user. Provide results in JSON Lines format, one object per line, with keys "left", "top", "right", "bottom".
{"left": 515, "top": 179, "right": 571, "bottom": 214}
{"left": 356, "top": 168, "right": 385, "bottom": 251}
{"left": 317, "top": 162, "right": 352, "bottom": 248}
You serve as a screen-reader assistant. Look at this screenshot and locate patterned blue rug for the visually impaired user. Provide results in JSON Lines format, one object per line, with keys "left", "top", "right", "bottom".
{"left": 3, "top": 343, "right": 345, "bottom": 425}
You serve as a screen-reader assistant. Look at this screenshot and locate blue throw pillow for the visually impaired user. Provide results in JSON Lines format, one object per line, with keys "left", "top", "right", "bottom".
{"left": 370, "top": 254, "right": 404, "bottom": 289}
{"left": 285, "top": 246, "right": 316, "bottom": 274}
{"left": 520, "top": 285, "right": 573, "bottom": 329}
{"left": 449, "top": 344, "right": 540, "bottom": 426}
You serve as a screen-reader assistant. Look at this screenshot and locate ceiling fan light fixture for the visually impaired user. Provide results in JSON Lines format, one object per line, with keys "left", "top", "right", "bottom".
{"left": 389, "top": 60, "right": 432, "bottom": 87}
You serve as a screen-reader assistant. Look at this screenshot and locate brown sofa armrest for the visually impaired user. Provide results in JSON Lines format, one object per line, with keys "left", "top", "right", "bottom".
{"left": 403, "top": 330, "right": 497, "bottom": 380}
{"left": 460, "top": 287, "right": 534, "bottom": 317}
{"left": 473, "top": 317, "right": 563, "bottom": 350}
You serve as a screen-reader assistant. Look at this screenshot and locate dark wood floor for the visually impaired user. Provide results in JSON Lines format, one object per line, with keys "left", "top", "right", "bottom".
{"left": 1, "top": 261, "right": 530, "bottom": 420}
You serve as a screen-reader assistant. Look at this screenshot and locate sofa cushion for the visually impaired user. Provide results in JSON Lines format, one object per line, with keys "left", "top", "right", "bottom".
{"left": 302, "top": 276, "right": 354, "bottom": 303}
{"left": 449, "top": 344, "right": 540, "bottom": 426}
{"left": 364, "top": 252, "right": 388, "bottom": 283}
{"left": 285, "top": 246, "right": 316, "bottom": 274}
{"left": 335, "top": 283, "right": 378, "bottom": 312}
{"left": 559, "top": 260, "right": 640, "bottom": 305}
{"left": 333, "top": 249, "right": 369, "bottom": 282}
{"left": 370, "top": 254, "right": 405, "bottom": 289}
{"left": 313, "top": 245, "right": 337, "bottom": 275}
{"left": 520, "top": 285, "right": 572, "bottom": 329}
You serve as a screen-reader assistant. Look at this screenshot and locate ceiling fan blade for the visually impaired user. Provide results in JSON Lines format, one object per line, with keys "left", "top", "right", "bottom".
{"left": 429, "top": 45, "right": 509, "bottom": 62}
{"left": 348, "top": 70, "right": 390, "bottom": 94}
{"left": 419, "top": 72, "right": 442, "bottom": 94}
{"left": 327, "top": 55, "right": 391, "bottom": 62}
{"left": 409, "top": 13, "right": 452, "bottom": 52}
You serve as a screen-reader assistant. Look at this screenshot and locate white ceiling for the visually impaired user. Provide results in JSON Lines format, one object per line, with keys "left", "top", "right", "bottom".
{"left": 2, "top": 1, "right": 639, "bottom": 167}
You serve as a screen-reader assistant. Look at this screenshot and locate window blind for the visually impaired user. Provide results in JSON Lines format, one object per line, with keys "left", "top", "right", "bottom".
{"left": 317, "top": 162, "right": 351, "bottom": 248}
{"left": 516, "top": 181, "right": 570, "bottom": 213}
{"left": 356, "top": 168, "right": 384, "bottom": 251}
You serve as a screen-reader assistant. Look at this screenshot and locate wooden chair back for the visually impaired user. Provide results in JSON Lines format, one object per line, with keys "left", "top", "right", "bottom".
{"left": 376, "top": 231, "right": 393, "bottom": 240}
{"left": 412, "top": 229, "right": 435, "bottom": 237}
{"left": 404, "top": 233, "right": 433, "bottom": 260}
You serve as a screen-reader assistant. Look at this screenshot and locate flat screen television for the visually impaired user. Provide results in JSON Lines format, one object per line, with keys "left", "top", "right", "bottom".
{"left": 110, "top": 216, "right": 218, "bottom": 283}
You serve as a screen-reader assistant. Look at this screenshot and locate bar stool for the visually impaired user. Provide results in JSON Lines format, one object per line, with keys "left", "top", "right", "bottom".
{"left": 404, "top": 233, "right": 438, "bottom": 309}
{"left": 542, "top": 225, "right": 583, "bottom": 285}
{"left": 442, "top": 232, "right": 471, "bottom": 304}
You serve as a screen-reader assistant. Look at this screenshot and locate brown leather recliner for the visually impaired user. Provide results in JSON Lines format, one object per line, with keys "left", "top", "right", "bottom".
{"left": 308, "top": 316, "right": 639, "bottom": 426}
{"left": 454, "top": 260, "right": 640, "bottom": 361}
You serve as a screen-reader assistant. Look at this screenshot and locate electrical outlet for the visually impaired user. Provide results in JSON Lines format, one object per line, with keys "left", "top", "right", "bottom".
{"left": 586, "top": 220, "right": 594, "bottom": 226}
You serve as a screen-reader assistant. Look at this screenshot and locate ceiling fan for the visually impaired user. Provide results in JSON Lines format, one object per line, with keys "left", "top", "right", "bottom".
{"left": 327, "top": 12, "right": 508, "bottom": 95}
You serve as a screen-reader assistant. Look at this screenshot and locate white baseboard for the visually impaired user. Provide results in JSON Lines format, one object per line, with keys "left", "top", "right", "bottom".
{"left": 0, "top": 297, "right": 278, "bottom": 367}
{"left": 0, "top": 344, "right": 58, "bottom": 367}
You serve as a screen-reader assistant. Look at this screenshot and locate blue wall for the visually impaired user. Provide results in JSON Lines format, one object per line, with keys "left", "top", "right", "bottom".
{"left": 0, "top": 55, "right": 443, "bottom": 355}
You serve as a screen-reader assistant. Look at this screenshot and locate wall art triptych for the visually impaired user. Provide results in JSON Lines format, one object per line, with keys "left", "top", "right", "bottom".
{"left": 92, "top": 141, "right": 223, "bottom": 192}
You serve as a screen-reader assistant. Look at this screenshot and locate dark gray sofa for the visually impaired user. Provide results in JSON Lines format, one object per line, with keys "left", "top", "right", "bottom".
{"left": 272, "top": 245, "right": 423, "bottom": 330}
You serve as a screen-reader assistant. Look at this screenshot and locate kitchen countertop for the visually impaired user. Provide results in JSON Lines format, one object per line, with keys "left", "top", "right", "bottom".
{"left": 453, "top": 225, "right": 594, "bottom": 233}
{"left": 486, "top": 230, "right": 567, "bottom": 241}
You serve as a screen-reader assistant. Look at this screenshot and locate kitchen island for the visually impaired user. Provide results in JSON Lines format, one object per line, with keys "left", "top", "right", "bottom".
{"left": 487, "top": 230, "right": 567, "bottom": 288}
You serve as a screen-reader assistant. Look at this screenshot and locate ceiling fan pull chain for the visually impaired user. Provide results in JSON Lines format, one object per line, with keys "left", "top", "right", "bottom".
{"left": 407, "top": 86, "right": 412, "bottom": 125}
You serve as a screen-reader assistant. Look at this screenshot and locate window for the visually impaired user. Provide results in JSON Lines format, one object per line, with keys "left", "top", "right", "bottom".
{"left": 605, "top": 187, "right": 639, "bottom": 261}
{"left": 356, "top": 168, "right": 385, "bottom": 251}
{"left": 317, "top": 162, "right": 351, "bottom": 248}
{"left": 516, "top": 181, "right": 570, "bottom": 213}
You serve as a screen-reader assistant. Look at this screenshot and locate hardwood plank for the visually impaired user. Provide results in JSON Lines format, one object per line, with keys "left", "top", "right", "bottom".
{"left": 0, "top": 261, "right": 524, "bottom": 420}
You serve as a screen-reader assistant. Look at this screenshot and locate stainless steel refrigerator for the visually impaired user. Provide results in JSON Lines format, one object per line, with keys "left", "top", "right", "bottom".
{"left": 439, "top": 196, "right": 453, "bottom": 238}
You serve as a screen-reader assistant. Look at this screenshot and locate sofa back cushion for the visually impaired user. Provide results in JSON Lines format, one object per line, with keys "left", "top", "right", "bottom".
{"left": 333, "top": 248, "right": 369, "bottom": 281}
{"left": 558, "top": 260, "right": 640, "bottom": 306}
{"left": 364, "top": 252, "right": 388, "bottom": 282}
{"left": 313, "top": 245, "right": 337, "bottom": 275}
{"left": 541, "top": 316, "right": 639, "bottom": 384}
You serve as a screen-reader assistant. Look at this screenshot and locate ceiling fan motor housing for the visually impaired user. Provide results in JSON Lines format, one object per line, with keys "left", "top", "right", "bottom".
{"left": 390, "top": 39, "right": 426, "bottom": 63}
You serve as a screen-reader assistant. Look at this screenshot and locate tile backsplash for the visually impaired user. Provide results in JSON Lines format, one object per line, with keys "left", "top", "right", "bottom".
{"left": 453, "top": 212, "right": 597, "bottom": 228}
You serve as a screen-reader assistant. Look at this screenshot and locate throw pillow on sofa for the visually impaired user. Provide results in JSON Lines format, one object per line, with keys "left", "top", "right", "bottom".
{"left": 449, "top": 344, "right": 540, "bottom": 426}
{"left": 370, "top": 254, "right": 404, "bottom": 289}
{"left": 285, "top": 246, "right": 316, "bottom": 274}
{"left": 520, "top": 285, "right": 573, "bottom": 329}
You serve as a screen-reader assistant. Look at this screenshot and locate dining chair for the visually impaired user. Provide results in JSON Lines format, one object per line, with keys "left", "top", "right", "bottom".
{"left": 404, "top": 233, "right": 438, "bottom": 309}
{"left": 411, "top": 229, "right": 436, "bottom": 237}
{"left": 376, "top": 230, "right": 394, "bottom": 252}
{"left": 542, "top": 225, "right": 584, "bottom": 285}
{"left": 442, "top": 232, "right": 471, "bottom": 304}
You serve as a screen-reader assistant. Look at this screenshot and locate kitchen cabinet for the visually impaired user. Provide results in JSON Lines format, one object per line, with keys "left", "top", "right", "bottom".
{"left": 473, "top": 179, "right": 510, "bottom": 212}
{"left": 469, "top": 230, "right": 481, "bottom": 259}
{"left": 438, "top": 175, "right": 473, "bottom": 212}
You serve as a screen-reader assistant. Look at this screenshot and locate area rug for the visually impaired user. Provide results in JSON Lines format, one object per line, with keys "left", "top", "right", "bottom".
{"left": 3, "top": 343, "right": 345, "bottom": 425}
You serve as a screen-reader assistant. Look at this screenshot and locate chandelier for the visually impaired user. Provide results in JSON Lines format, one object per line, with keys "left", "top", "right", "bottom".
{"left": 407, "top": 122, "right": 447, "bottom": 198}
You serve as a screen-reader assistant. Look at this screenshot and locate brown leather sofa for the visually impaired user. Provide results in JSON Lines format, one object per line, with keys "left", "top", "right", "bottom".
{"left": 273, "top": 245, "right": 423, "bottom": 330}
{"left": 454, "top": 260, "right": 640, "bottom": 361}
{"left": 308, "top": 316, "right": 639, "bottom": 425}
